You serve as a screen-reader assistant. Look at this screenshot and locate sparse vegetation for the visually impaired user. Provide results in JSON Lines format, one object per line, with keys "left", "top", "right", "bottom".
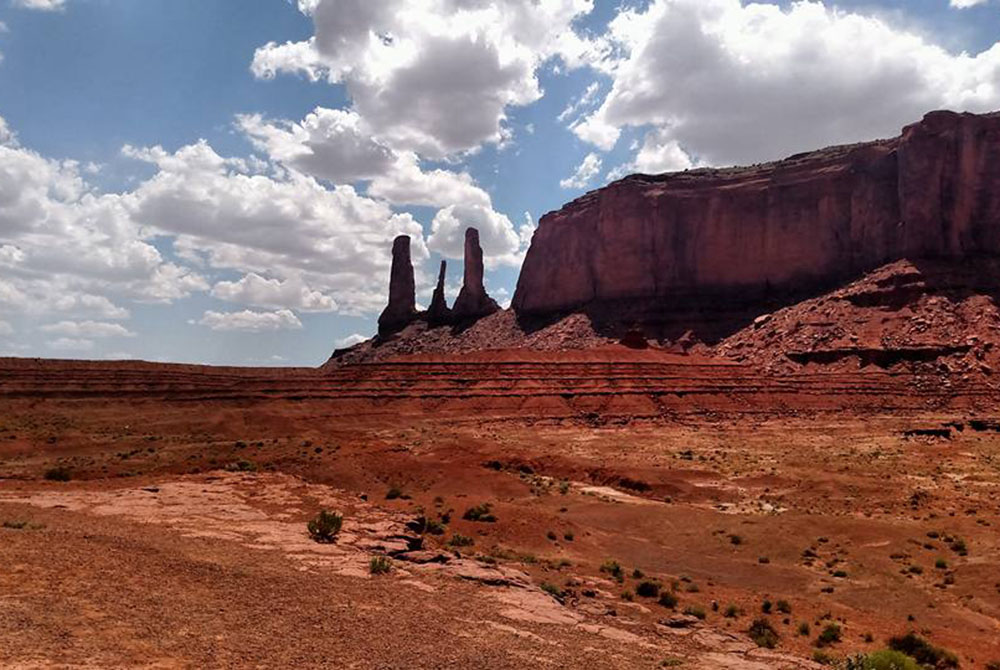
{"left": 815, "top": 622, "right": 842, "bottom": 647}
{"left": 844, "top": 650, "right": 920, "bottom": 670}
{"left": 462, "top": 503, "right": 497, "bottom": 523}
{"left": 723, "top": 604, "right": 741, "bottom": 618}
{"left": 541, "top": 582, "right": 566, "bottom": 602}
{"left": 776, "top": 600, "right": 792, "bottom": 614}
{"left": 887, "top": 633, "right": 959, "bottom": 669}
{"left": 3, "top": 520, "right": 43, "bottom": 530}
{"left": 385, "top": 486, "right": 404, "bottom": 500}
{"left": 636, "top": 580, "right": 660, "bottom": 598}
{"left": 43, "top": 466, "right": 72, "bottom": 482}
{"left": 369, "top": 555, "right": 392, "bottom": 575}
{"left": 448, "top": 533, "right": 474, "bottom": 547}
{"left": 798, "top": 621, "right": 811, "bottom": 636}
{"left": 226, "top": 459, "right": 257, "bottom": 473}
{"left": 683, "top": 605, "right": 706, "bottom": 620}
{"left": 748, "top": 618, "right": 779, "bottom": 649}
{"left": 307, "top": 509, "right": 343, "bottom": 543}
{"left": 658, "top": 591, "right": 679, "bottom": 609}
{"left": 600, "top": 559, "right": 624, "bottom": 582}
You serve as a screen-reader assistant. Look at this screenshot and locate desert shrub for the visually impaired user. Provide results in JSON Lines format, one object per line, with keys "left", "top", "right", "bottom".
{"left": 776, "top": 600, "right": 792, "bottom": 614}
{"left": 563, "top": 531, "right": 574, "bottom": 541}
{"left": 683, "top": 605, "right": 706, "bottom": 620}
{"left": 369, "top": 555, "right": 392, "bottom": 575}
{"left": 385, "top": 486, "right": 403, "bottom": 500}
{"left": 934, "top": 558, "right": 948, "bottom": 570}
{"left": 226, "top": 460, "right": 257, "bottom": 473}
{"left": 621, "top": 590, "right": 634, "bottom": 601}
{"left": 600, "top": 559, "right": 624, "bottom": 582}
{"left": 541, "top": 582, "right": 566, "bottom": 602}
{"left": 815, "top": 623, "right": 842, "bottom": 647}
{"left": 844, "top": 650, "right": 921, "bottom": 670}
{"left": 812, "top": 650, "right": 837, "bottom": 665}
{"left": 887, "top": 633, "right": 959, "bottom": 669}
{"left": 748, "top": 618, "right": 779, "bottom": 649}
{"left": 44, "top": 467, "right": 71, "bottom": 482}
{"left": 307, "top": 509, "right": 343, "bottom": 543}
{"left": 798, "top": 622, "right": 811, "bottom": 636}
{"left": 636, "top": 580, "right": 660, "bottom": 598}
{"left": 658, "top": 591, "right": 679, "bottom": 609}
{"left": 447, "top": 533, "right": 474, "bottom": 547}
{"left": 3, "top": 520, "right": 28, "bottom": 529}
{"left": 723, "top": 604, "right": 741, "bottom": 618}
{"left": 761, "top": 600, "right": 773, "bottom": 614}
{"left": 462, "top": 503, "right": 497, "bottom": 523}
{"left": 546, "top": 530, "right": 558, "bottom": 541}
{"left": 632, "top": 568, "right": 645, "bottom": 578}
{"left": 729, "top": 534, "right": 743, "bottom": 545}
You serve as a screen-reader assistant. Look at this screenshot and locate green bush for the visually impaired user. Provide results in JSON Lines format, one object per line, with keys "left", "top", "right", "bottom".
{"left": 683, "top": 605, "right": 706, "bottom": 620}
{"left": 636, "top": 580, "right": 661, "bottom": 598}
{"left": 748, "top": 618, "right": 779, "bottom": 649}
{"left": 44, "top": 467, "right": 72, "bottom": 482}
{"left": 815, "top": 623, "right": 842, "bottom": 647}
{"left": 462, "top": 503, "right": 497, "bottom": 523}
{"left": 887, "top": 633, "right": 958, "bottom": 669}
{"left": 658, "top": 591, "right": 679, "bottom": 609}
{"left": 447, "top": 533, "right": 474, "bottom": 547}
{"left": 369, "top": 555, "right": 392, "bottom": 575}
{"left": 600, "top": 559, "right": 624, "bottom": 582}
{"left": 844, "top": 650, "right": 920, "bottom": 670}
{"left": 307, "top": 509, "right": 343, "bottom": 543}
{"left": 541, "top": 582, "right": 566, "bottom": 602}
{"left": 776, "top": 600, "right": 792, "bottom": 614}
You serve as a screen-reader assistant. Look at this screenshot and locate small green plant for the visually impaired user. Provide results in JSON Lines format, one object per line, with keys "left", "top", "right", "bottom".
{"left": 815, "top": 623, "right": 842, "bottom": 648}
{"left": 558, "top": 480, "right": 570, "bottom": 495}
{"left": 658, "top": 591, "right": 679, "bottom": 609}
{"left": 887, "top": 633, "right": 958, "bottom": 669}
{"left": 463, "top": 503, "right": 497, "bottom": 523}
{"left": 843, "top": 650, "right": 920, "bottom": 670}
{"left": 632, "top": 568, "right": 645, "bottom": 579}
{"left": 761, "top": 600, "right": 772, "bottom": 614}
{"left": 307, "top": 509, "right": 343, "bottom": 543}
{"left": 776, "top": 600, "right": 792, "bottom": 614}
{"left": 369, "top": 555, "right": 392, "bottom": 575}
{"left": 729, "top": 534, "right": 743, "bottom": 545}
{"left": 723, "top": 604, "right": 741, "bottom": 618}
{"left": 798, "top": 621, "right": 811, "bottom": 636}
{"left": 621, "top": 590, "right": 634, "bottom": 601}
{"left": 748, "top": 618, "right": 779, "bottom": 649}
{"left": 226, "top": 459, "right": 257, "bottom": 473}
{"left": 683, "top": 605, "right": 706, "bottom": 620}
{"left": 812, "top": 650, "right": 837, "bottom": 666}
{"left": 385, "top": 486, "right": 403, "bottom": 500}
{"left": 934, "top": 558, "right": 948, "bottom": 570}
{"left": 44, "top": 466, "right": 71, "bottom": 482}
{"left": 3, "top": 520, "right": 28, "bottom": 529}
{"left": 600, "top": 559, "right": 624, "bottom": 582}
{"left": 448, "top": 533, "right": 474, "bottom": 547}
{"left": 636, "top": 580, "right": 660, "bottom": 598}
{"left": 541, "top": 582, "right": 566, "bottom": 602}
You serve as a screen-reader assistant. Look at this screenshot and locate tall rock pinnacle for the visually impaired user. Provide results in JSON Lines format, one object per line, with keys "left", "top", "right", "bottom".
{"left": 452, "top": 228, "right": 499, "bottom": 323}
{"left": 426, "top": 260, "right": 452, "bottom": 326}
{"left": 377, "top": 235, "right": 417, "bottom": 336}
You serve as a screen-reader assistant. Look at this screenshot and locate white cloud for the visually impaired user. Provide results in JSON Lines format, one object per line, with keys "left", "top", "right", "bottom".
{"left": 211, "top": 273, "right": 337, "bottom": 312}
{"left": 575, "top": 0, "right": 1000, "bottom": 167}
{"left": 123, "top": 140, "right": 426, "bottom": 315}
{"left": 40, "top": 320, "right": 136, "bottom": 338}
{"left": 252, "top": 0, "right": 594, "bottom": 158}
{"left": 46, "top": 337, "right": 94, "bottom": 352}
{"left": 196, "top": 309, "right": 303, "bottom": 332}
{"left": 0, "top": 321, "right": 12, "bottom": 336}
{"left": 335, "top": 333, "right": 368, "bottom": 348}
{"left": 427, "top": 204, "right": 532, "bottom": 268}
{"left": 11, "top": 0, "right": 66, "bottom": 10}
{"left": 559, "top": 152, "right": 602, "bottom": 189}
{"left": 950, "top": 0, "right": 988, "bottom": 7}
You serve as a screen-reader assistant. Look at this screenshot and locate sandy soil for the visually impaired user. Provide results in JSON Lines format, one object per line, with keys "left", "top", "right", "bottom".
{"left": 1, "top": 352, "right": 999, "bottom": 668}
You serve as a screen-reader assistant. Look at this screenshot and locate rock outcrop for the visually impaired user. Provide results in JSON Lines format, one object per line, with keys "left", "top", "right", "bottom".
{"left": 426, "top": 260, "right": 452, "bottom": 326}
{"left": 452, "top": 228, "right": 499, "bottom": 323}
{"left": 513, "top": 110, "right": 1000, "bottom": 332}
{"left": 378, "top": 235, "right": 417, "bottom": 337}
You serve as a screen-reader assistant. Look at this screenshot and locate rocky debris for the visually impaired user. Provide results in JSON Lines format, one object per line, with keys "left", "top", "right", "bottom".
{"left": 426, "top": 260, "right": 453, "bottom": 327}
{"left": 452, "top": 228, "right": 500, "bottom": 324}
{"left": 661, "top": 614, "right": 702, "bottom": 629}
{"left": 378, "top": 235, "right": 418, "bottom": 337}
{"left": 513, "top": 110, "right": 1000, "bottom": 327}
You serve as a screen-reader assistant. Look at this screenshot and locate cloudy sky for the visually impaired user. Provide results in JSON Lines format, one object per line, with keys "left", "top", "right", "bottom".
{"left": 1, "top": 0, "right": 1000, "bottom": 365}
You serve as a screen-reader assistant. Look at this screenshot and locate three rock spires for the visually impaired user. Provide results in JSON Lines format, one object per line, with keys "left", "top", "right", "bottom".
{"left": 377, "top": 228, "right": 499, "bottom": 337}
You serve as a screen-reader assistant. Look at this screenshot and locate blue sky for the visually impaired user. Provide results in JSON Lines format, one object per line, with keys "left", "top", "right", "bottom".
{"left": 1, "top": 0, "right": 999, "bottom": 365}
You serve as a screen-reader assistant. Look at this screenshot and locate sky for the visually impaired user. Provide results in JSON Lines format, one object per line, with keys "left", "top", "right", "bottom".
{"left": 2, "top": 0, "right": 1000, "bottom": 366}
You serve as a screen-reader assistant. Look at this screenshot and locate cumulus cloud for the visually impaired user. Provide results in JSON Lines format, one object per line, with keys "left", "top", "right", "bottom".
{"left": 427, "top": 204, "right": 532, "bottom": 268}
{"left": 950, "top": 0, "right": 988, "bottom": 7}
{"left": 252, "top": 0, "right": 594, "bottom": 158}
{"left": 211, "top": 273, "right": 337, "bottom": 312}
{"left": 40, "top": 321, "right": 136, "bottom": 338}
{"left": 574, "top": 0, "right": 1000, "bottom": 168}
{"left": 11, "top": 0, "right": 66, "bottom": 10}
{"left": 559, "top": 152, "right": 603, "bottom": 189}
{"left": 46, "top": 337, "right": 94, "bottom": 352}
{"left": 196, "top": 309, "right": 304, "bottom": 332}
{"left": 335, "top": 333, "right": 368, "bottom": 348}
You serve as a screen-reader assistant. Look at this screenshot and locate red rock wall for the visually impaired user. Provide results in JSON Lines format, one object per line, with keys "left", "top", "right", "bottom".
{"left": 513, "top": 111, "right": 1000, "bottom": 317}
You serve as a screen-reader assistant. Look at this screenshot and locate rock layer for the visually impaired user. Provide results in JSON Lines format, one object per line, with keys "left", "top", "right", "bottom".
{"left": 512, "top": 110, "right": 1000, "bottom": 325}
{"left": 426, "top": 260, "right": 452, "bottom": 326}
{"left": 378, "top": 235, "right": 417, "bottom": 337}
{"left": 453, "top": 228, "right": 499, "bottom": 323}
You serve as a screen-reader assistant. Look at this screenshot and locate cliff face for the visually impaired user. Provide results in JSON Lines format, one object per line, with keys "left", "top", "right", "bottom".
{"left": 513, "top": 111, "right": 1000, "bottom": 320}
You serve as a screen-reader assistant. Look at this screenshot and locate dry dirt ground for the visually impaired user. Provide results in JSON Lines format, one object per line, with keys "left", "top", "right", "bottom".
{"left": 1, "top": 354, "right": 999, "bottom": 669}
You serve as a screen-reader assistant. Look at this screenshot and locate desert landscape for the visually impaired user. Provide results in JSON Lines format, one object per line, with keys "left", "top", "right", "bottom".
{"left": 3, "top": 110, "right": 1000, "bottom": 669}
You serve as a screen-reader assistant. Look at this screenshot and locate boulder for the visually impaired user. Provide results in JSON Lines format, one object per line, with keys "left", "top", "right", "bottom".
{"left": 377, "top": 235, "right": 417, "bottom": 337}
{"left": 452, "top": 228, "right": 500, "bottom": 323}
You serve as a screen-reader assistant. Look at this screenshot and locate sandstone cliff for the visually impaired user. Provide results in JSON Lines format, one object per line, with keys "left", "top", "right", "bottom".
{"left": 513, "top": 110, "right": 1000, "bottom": 328}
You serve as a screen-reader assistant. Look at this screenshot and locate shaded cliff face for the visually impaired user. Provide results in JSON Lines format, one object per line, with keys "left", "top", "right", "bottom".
{"left": 513, "top": 110, "right": 1000, "bottom": 321}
